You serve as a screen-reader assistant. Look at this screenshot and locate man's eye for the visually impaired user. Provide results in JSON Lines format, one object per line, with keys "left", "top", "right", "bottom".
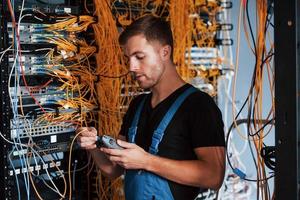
{"left": 136, "top": 56, "right": 144, "bottom": 60}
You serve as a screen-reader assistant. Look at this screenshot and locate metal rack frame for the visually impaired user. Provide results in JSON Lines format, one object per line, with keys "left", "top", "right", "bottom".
{"left": 274, "top": 1, "right": 300, "bottom": 199}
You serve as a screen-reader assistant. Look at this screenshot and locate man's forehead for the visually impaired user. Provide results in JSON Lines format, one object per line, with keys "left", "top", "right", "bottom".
{"left": 123, "top": 37, "right": 147, "bottom": 55}
{"left": 125, "top": 34, "right": 147, "bottom": 46}
{"left": 122, "top": 36, "right": 161, "bottom": 56}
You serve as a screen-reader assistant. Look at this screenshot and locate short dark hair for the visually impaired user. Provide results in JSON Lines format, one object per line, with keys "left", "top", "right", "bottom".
{"left": 119, "top": 15, "right": 173, "bottom": 56}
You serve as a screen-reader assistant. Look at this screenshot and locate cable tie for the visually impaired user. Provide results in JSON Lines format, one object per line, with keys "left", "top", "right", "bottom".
{"left": 233, "top": 168, "right": 246, "bottom": 179}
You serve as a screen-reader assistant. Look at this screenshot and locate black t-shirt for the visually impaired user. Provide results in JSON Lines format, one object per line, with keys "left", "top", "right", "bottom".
{"left": 120, "top": 83, "right": 225, "bottom": 200}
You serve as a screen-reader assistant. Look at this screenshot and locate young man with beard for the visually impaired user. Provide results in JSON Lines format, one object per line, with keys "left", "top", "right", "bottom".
{"left": 77, "top": 15, "right": 225, "bottom": 200}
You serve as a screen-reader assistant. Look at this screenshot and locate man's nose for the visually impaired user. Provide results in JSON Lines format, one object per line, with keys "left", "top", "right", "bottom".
{"left": 129, "top": 59, "right": 139, "bottom": 72}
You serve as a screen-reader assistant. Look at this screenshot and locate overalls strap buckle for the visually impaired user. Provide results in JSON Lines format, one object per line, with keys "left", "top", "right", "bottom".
{"left": 149, "top": 129, "right": 164, "bottom": 154}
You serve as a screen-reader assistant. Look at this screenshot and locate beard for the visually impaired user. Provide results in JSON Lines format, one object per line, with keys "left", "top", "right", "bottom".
{"left": 130, "top": 72, "right": 152, "bottom": 89}
{"left": 130, "top": 72, "right": 137, "bottom": 81}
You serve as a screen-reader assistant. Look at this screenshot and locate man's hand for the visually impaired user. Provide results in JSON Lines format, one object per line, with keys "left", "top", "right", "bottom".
{"left": 76, "top": 127, "right": 98, "bottom": 150}
{"left": 100, "top": 140, "right": 150, "bottom": 170}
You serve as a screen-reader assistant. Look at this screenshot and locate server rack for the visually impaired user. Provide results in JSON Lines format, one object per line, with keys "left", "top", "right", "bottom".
{"left": 0, "top": 1, "right": 93, "bottom": 199}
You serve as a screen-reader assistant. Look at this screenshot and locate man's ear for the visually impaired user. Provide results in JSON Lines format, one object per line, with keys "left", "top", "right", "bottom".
{"left": 160, "top": 45, "right": 172, "bottom": 61}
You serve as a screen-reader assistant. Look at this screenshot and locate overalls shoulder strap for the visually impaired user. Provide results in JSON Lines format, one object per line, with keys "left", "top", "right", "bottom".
{"left": 149, "top": 87, "right": 197, "bottom": 154}
{"left": 128, "top": 96, "right": 147, "bottom": 143}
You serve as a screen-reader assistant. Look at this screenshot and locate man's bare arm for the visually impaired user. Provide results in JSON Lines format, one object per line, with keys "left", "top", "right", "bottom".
{"left": 102, "top": 140, "right": 225, "bottom": 189}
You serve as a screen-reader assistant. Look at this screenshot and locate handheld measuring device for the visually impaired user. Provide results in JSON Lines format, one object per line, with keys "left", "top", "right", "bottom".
{"left": 96, "top": 135, "right": 124, "bottom": 150}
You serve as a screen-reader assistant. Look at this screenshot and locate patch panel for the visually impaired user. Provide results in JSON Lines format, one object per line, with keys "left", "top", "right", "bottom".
{"left": 1, "top": 0, "right": 97, "bottom": 199}
{"left": 10, "top": 123, "right": 75, "bottom": 139}
{"left": 8, "top": 22, "right": 75, "bottom": 44}
{"left": 10, "top": 118, "right": 75, "bottom": 139}
{"left": 185, "top": 47, "right": 222, "bottom": 68}
{"left": 8, "top": 154, "right": 64, "bottom": 177}
{"left": 11, "top": 142, "right": 70, "bottom": 156}
{"left": 8, "top": 53, "right": 76, "bottom": 76}
{"left": 9, "top": 94, "right": 74, "bottom": 108}
{"left": 9, "top": 86, "right": 64, "bottom": 96}
{"left": 8, "top": 54, "right": 48, "bottom": 65}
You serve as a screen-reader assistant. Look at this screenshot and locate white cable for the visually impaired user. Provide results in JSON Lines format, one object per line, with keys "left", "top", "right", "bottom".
{"left": 0, "top": 45, "right": 13, "bottom": 55}
{"left": 4, "top": 0, "right": 66, "bottom": 198}
{"left": 217, "top": 4, "right": 252, "bottom": 200}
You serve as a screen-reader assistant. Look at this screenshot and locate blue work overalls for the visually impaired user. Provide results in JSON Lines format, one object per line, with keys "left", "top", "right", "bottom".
{"left": 124, "top": 87, "right": 197, "bottom": 200}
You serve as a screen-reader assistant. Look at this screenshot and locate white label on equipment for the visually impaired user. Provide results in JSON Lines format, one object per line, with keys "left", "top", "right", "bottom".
{"left": 50, "top": 135, "right": 57, "bottom": 143}
{"left": 22, "top": 168, "right": 28, "bottom": 173}
{"left": 64, "top": 8, "right": 71, "bottom": 13}
{"left": 49, "top": 162, "right": 55, "bottom": 168}
{"left": 43, "top": 164, "right": 48, "bottom": 169}
{"left": 15, "top": 169, "right": 20, "bottom": 175}
{"left": 56, "top": 161, "right": 61, "bottom": 167}
{"left": 11, "top": 129, "right": 17, "bottom": 139}
{"left": 13, "top": 149, "right": 27, "bottom": 156}
{"left": 35, "top": 165, "right": 41, "bottom": 171}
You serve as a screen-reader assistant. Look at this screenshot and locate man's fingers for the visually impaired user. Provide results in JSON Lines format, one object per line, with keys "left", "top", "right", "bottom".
{"left": 76, "top": 127, "right": 98, "bottom": 150}
{"left": 78, "top": 141, "right": 97, "bottom": 149}
{"left": 100, "top": 147, "right": 123, "bottom": 156}
{"left": 87, "top": 127, "right": 97, "bottom": 132}
{"left": 79, "top": 140, "right": 96, "bottom": 146}
{"left": 108, "top": 155, "right": 118, "bottom": 162}
{"left": 84, "top": 144, "right": 97, "bottom": 150}
{"left": 117, "top": 140, "right": 136, "bottom": 149}
{"left": 77, "top": 135, "right": 97, "bottom": 143}
{"left": 76, "top": 127, "right": 97, "bottom": 136}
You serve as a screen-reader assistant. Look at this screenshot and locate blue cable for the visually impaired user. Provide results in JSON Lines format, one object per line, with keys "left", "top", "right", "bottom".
{"left": 233, "top": 168, "right": 246, "bottom": 179}
{"left": 8, "top": 148, "right": 21, "bottom": 200}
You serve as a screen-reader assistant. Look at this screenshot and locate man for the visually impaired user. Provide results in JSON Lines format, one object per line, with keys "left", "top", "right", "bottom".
{"left": 77, "top": 15, "right": 225, "bottom": 200}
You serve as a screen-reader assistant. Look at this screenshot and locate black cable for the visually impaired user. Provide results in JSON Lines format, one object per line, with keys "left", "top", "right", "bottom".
{"left": 247, "top": 54, "right": 274, "bottom": 138}
{"left": 269, "top": 22, "right": 274, "bottom": 28}
{"left": 225, "top": 118, "right": 275, "bottom": 182}
{"left": 245, "top": 0, "right": 257, "bottom": 58}
{"left": 245, "top": 0, "right": 259, "bottom": 158}
{"left": 261, "top": 146, "right": 275, "bottom": 171}
{"left": 248, "top": 117, "right": 275, "bottom": 138}
{"left": 265, "top": 0, "right": 274, "bottom": 31}
{"left": 243, "top": 2, "right": 275, "bottom": 173}
{"left": 242, "top": 5, "right": 275, "bottom": 179}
